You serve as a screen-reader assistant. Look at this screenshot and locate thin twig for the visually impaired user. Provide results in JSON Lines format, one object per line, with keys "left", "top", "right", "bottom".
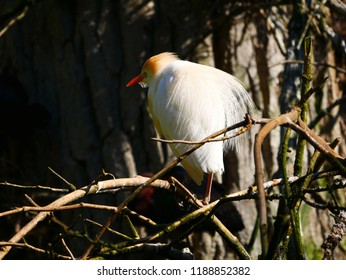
{"left": 123, "top": 207, "right": 158, "bottom": 227}
{"left": 48, "top": 167, "right": 76, "bottom": 191}
{"left": 104, "top": 242, "right": 194, "bottom": 260}
{"left": 302, "top": 197, "right": 346, "bottom": 211}
{"left": 0, "top": 181, "right": 68, "bottom": 193}
{"left": 151, "top": 123, "right": 251, "bottom": 145}
{"left": 0, "top": 202, "right": 120, "bottom": 218}
{"left": 0, "top": 6, "right": 29, "bottom": 38}
{"left": 84, "top": 218, "right": 133, "bottom": 241}
{"left": 24, "top": 194, "right": 40, "bottom": 207}
{"left": 0, "top": 242, "right": 71, "bottom": 260}
{"left": 123, "top": 215, "right": 140, "bottom": 239}
{"left": 60, "top": 234, "right": 75, "bottom": 260}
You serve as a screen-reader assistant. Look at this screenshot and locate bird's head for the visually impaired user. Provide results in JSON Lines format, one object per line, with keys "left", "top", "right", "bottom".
{"left": 126, "top": 52, "right": 178, "bottom": 88}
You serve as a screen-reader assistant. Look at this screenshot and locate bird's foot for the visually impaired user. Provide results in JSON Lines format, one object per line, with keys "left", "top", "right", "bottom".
{"left": 201, "top": 198, "right": 210, "bottom": 205}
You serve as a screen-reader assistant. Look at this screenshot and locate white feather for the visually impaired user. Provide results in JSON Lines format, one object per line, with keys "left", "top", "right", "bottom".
{"left": 147, "top": 59, "right": 254, "bottom": 185}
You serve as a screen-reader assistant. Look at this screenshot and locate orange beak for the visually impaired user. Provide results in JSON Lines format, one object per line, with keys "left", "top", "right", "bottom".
{"left": 126, "top": 73, "right": 146, "bottom": 87}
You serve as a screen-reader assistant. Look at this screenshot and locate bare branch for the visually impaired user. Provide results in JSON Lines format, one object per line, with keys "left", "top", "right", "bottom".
{"left": 0, "top": 181, "right": 68, "bottom": 193}
{"left": 151, "top": 120, "right": 252, "bottom": 145}
{"left": 59, "top": 234, "right": 75, "bottom": 260}
{"left": 48, "top": 167, "right": 76, "bottom": 191}
{"left": 84, "top": 218, "right": 133, "bottom": 241}
{"left": 0, "top": 242, "right": 71, "bottom": 260}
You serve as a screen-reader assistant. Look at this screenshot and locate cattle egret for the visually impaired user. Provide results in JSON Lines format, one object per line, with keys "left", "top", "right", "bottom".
{"left": 127, "top": 52, "right": 255, "bottom": 203}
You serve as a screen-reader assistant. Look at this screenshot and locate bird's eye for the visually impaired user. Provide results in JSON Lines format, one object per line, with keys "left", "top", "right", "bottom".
{"left": 139, "top": 82, "right": 147, "bottom": 88}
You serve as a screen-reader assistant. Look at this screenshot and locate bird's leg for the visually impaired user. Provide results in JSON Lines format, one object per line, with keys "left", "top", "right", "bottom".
{"left": 202, "top": 173, "right": 213, "bottom": 204}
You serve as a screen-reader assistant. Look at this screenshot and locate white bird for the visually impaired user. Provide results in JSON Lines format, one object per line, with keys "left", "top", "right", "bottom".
{"left": 127, "top": 52, "right": 255, "bottom": 203}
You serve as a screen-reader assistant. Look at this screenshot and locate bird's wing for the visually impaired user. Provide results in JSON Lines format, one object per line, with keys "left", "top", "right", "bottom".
{"left": 173, "top": 61, "right": 255, "bottom": 151}
{"left": 148, "top": 79, "right": 205, "bottom": 184}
